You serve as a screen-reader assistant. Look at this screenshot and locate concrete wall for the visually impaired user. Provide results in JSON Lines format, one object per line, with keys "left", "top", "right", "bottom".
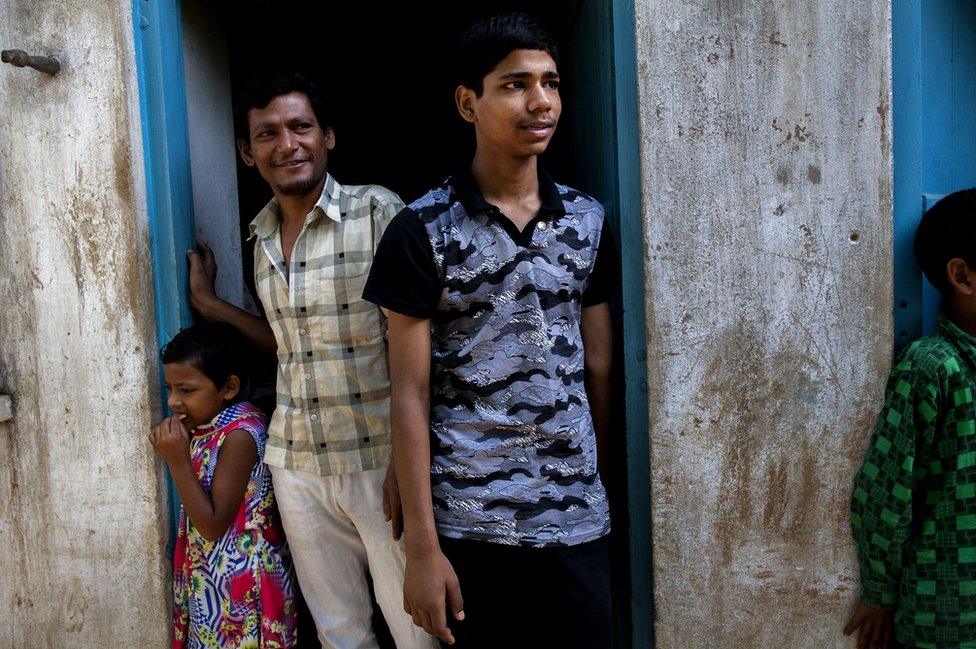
{"left": 634, "top": 1, "right": 892, "bottom": 646}
{"left": 0, "top": 1, "right": 170, "bottom": 646}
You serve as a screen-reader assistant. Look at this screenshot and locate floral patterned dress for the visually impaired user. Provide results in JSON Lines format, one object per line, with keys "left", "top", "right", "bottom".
{"left": 172, "top": 402, "right": 296, "bottom": 649}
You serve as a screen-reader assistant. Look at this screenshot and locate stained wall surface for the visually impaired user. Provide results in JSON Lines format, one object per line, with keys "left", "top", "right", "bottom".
{"left": 633, "top": 1, "right": 893, "bottom": 646}
{"left": 0, "top": 1, "right": 170, "bottom": 646}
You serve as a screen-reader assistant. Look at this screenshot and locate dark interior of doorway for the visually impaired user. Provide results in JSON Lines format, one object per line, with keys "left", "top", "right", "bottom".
{"left": 220, "top": 2, "right": 633, "bottom": 646}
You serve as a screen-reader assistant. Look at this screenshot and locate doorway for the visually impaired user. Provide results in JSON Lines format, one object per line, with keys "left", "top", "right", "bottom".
{"left": 892, "top": 0, "right": 976, "bottom": 345}
{"left": 136, "top": 0, "right": 650, "bottom": 646}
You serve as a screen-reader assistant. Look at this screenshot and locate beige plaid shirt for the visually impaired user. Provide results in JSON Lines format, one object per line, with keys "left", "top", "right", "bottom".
{"left": 249, "top": 174, "right": 403, "bottom": 475}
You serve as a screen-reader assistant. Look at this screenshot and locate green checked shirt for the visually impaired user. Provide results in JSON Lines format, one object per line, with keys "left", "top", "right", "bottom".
{"left": 852, "top": 315, "right": 976, "bottom": 648}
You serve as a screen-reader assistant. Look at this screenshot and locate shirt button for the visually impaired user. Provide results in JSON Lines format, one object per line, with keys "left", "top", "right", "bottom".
{"left": 537, "top": 221, "right": 547, "bottom": 230}
{"left": 310, "top": 414, "right": 318, "bottom": 421}
{"left": 299, "top": 327, "right": 308, "bottom": 336}
{"left": 304, "top": 373, "right": 312, "bottom": 380}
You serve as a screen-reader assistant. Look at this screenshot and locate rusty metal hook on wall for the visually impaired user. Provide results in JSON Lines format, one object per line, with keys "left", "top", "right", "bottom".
{"left": 1, "top": 49, "right": 60, "bottom": 75}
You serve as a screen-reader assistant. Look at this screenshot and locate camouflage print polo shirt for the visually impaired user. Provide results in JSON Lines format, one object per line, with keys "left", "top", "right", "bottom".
{"left": 852, "top": 315, "right": 976, "bottom": 648}
{"left": 364, "top": 168, "right": 614, "bottom": 547}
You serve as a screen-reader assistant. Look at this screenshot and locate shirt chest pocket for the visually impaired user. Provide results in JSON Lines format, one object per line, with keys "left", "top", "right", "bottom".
{"left": 299, "top": 215, "right": 384, "bottom": 345}
{"left": 304, "top": 265, "right": 382, "bottom": 345}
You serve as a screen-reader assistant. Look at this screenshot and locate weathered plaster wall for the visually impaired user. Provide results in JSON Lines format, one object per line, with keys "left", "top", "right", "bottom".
{"left": 0, "top": 1, "right": 170, "bottom": 646}
{"left": 634, "top": 1, "right": 892, "bottom": 646}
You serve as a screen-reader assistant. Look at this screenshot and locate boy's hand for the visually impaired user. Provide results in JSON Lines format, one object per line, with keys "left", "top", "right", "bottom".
{"left": 149, "top": 415, "right": 191, "bottom": 467}
{"left": 403, "top": 548, "right": 464, "bottom": 645}
{"left": 187, "top": 241, "right": 218, "bottom": 312}
{"left": 843, "top": 600, "right": 893, "bottom": 649}
{"left": 382, "top": 464, "right": 403, "bottom": 541}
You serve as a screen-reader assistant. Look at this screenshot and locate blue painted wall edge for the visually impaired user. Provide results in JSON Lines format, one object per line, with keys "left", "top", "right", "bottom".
{"left": 612, "top": 0, "right": 654, "bottom": 646}
{"left": 132, "top": 0, "right": 196, "bottom": 542}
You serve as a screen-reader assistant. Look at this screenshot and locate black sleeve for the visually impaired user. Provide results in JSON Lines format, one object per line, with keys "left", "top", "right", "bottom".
{"left": 582, "top": 217, "right": 619, "bottom": 307}
{"left": 363, "top": 207, "right": 441, "bottom": 318}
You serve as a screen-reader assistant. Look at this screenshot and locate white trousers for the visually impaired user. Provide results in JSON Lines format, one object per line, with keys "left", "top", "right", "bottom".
{"left": 270, "top": 465, "right": 437, "bottom": 649}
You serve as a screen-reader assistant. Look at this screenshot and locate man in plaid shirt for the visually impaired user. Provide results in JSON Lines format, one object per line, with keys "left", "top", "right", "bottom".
{"left": 188, "top": 73, "right": 436, "bottom": 648}
{"left": 847, "top": 189, "right": 976, "bottom": 649}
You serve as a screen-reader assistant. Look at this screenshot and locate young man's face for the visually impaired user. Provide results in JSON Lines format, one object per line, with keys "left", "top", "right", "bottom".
{"left": 237, "top": 91, "right": 334, "bottom": 197}
{"left": 457, "top": 49, "right": 561, "bottom": 158}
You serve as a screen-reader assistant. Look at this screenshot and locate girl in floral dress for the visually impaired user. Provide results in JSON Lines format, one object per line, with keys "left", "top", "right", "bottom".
{"left": 149, "top": 323, "right": 296, "bottom": 649}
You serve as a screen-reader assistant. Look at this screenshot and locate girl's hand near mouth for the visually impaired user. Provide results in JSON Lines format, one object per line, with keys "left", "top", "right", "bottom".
{"left": 148, "top": 415, "right": 191, "bottom": 466}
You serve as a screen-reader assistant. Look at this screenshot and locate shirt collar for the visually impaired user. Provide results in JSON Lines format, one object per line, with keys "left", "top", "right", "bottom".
{"left": 318, "top": 172, "right": 344, "bottom": 222}
{"left": 939, "top": 314, "right": 976, "bottom": 366}
{"left": 248, "top": 172, "right": 343, "bottom": 239}
{"left": 450, "top": 166, "right": 566, "bottom": 218}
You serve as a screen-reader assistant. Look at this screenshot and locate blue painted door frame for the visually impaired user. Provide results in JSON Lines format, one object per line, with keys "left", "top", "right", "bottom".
{"left": 131, "top": 0, "right": 196, "bottom": 536}
{"left": 893, "top": 0, "right": 976, "bottom": 345}
{"left": 564, "top": 2, "right": 651, "bottom": 644}
{"left": 611, "top": 2, "right": 653, "bottom": 647}
{"left": 132, "top": 1, "right": 651, "bottom": 645}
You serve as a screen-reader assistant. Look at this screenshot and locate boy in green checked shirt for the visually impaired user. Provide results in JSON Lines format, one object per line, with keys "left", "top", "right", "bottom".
{"left": 846, "top": 189, "right": 976, "bottom": 649}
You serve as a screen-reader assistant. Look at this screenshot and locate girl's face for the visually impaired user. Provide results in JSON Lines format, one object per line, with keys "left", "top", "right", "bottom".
{"left": 163, "top": 362, "right": 240, "bottom": 430}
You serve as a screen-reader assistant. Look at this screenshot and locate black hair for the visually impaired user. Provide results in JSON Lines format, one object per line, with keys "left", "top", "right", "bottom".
{"left": 160, "top": 322, "right": 249, "bottom": 389}
{"left": 454, "top": 12, "right": 559, "bottom": 95}
{"left": 914, "top": 188, "right": 976, "bottom": 295}
{"left": 233, "top": 71, "right": 331, "bottom": 139}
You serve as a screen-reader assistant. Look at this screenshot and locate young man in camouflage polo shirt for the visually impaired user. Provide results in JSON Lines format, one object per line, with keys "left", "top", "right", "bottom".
{"left": 188, "top": 73, "right": 436, "bottom": 649}
{"left": 846, "top": 188, "right": 976, "bottom": 649}
{"left": 364, "top": 13, "right": 615, "bottom": 649}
